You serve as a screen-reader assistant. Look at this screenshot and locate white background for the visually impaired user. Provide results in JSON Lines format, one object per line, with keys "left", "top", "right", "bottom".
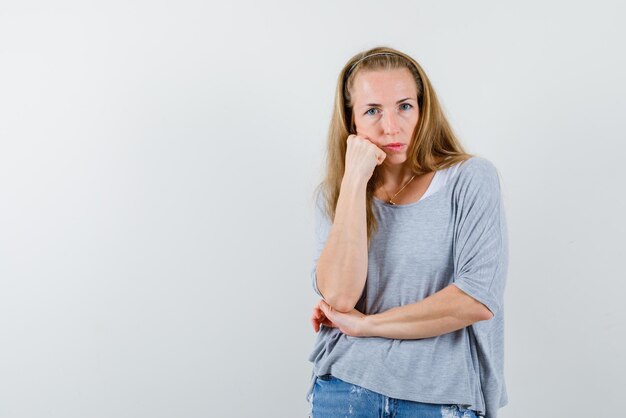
{"left": 1, "top": 1, "right": 625, "bottom": 417}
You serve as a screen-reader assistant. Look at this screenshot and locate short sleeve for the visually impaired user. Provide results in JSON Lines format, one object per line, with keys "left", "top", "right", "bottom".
{"left": 311, "top": 189, "right": 332, "bottom": 299}
{"left": 451, "top": 158, "right": 508, "bottom": 318}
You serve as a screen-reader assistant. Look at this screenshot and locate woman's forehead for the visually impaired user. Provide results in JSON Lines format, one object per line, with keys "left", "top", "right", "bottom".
{"left": 352, "top": 68, "right": 417, "bottom": 105}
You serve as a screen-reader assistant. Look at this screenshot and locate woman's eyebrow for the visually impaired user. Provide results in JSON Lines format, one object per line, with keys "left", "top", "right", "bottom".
{"left": 362, "top": 97, "right": 416, "bottom": 107}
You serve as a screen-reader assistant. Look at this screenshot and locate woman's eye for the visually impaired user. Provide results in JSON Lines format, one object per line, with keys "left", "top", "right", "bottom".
{"left": 400, "top": 103, "right": 413, "bottom": 111}
{"left": 365, "top": 108, "right": 379, "bottom": 116}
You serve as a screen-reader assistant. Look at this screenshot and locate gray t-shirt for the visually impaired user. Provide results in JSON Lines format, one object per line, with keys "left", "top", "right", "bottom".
{"left": 306, "top": 156, "right": 508, "bottom": 418}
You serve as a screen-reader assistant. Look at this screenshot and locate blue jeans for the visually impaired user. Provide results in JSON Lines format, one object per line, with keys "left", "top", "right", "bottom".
{"left": 309, "top": 374, "right": 480, "bottom": 418}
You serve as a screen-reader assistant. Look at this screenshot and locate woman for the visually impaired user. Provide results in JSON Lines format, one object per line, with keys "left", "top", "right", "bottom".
{"left": 306, "top": 46, "right": 509, "bottom": 418}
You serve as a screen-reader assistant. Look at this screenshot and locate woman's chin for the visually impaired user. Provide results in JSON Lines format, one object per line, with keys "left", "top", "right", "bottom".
{"left": 383, "top": 154, "right": 408, "bottom": 164}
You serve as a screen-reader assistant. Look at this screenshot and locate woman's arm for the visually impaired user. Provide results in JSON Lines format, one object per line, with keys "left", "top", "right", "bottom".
{"left": 315, "top": 175, "right": 369, "bottom": 313}
{"left": 315, "top": 284, "right": 492, "bottom": 338}
{"left": 361, "top": 284, "right": 492, "bottom": 339}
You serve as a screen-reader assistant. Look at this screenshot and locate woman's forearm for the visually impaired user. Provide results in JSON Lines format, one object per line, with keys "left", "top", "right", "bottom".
{"left": 316, "top": 176, "right": 369, "bottom": 313}
{"left": 362, "top": 284, "right": 493, "bottom": 339}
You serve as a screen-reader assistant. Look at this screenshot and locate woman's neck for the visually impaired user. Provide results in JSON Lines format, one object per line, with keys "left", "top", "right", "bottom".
{"left": 378, "top": 163, "right": 415, "bottom": 188}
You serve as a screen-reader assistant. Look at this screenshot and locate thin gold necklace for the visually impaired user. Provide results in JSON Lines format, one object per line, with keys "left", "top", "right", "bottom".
{"left": 383, "top": 174, "right": 416, "bottom": 205}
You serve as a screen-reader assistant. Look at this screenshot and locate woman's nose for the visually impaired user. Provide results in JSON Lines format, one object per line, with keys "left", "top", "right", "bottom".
{"left": 382, "top": 111, "right": 400, "bottom": 135}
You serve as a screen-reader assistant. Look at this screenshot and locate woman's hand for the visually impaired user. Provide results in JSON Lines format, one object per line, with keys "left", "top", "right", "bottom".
{"left": 311, "top": 299, "right": 370, "bottom": 337}
{"left": 344, "top": 134, "right": 386, "bottom": 183}
{"left": 311, "top": 299, "right": 337, "bottom": 332}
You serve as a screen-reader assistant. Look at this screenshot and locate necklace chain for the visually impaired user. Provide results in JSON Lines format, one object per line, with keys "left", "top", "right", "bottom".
{"left": 383, "top": 174, "right": 416, "bottom": 205}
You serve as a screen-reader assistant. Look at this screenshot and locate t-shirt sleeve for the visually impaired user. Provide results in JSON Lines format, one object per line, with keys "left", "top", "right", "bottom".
{"left": 451, "top": 158, "right": 508, "bottom": 318}
{"left": 311, "top": 189, "right": 332, "bottom": 299}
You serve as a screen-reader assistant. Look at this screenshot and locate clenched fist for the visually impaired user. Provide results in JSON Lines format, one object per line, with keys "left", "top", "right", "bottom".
{"left": 344, "top": 134, "right": 387, "bottom": 183}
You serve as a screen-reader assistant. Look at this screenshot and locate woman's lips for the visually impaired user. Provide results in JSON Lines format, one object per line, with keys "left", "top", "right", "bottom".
{"left": 383, "top": 144, "right": 405, "bottom": 152}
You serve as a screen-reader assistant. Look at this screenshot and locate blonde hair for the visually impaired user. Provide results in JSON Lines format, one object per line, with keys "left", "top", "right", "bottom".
{"left": 314, "top": 46, "right": 473, "bottom": 246}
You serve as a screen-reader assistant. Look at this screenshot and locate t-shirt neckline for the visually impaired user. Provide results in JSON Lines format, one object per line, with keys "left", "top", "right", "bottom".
{"left": 372, "top": 158, "right": 471, "bottom": 208}
{"left": 373, "top": 169, "right": 440, "bottom": 208}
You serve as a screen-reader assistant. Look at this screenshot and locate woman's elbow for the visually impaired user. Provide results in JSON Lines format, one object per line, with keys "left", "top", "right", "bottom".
{"left": 316, "top": 282, "right": 359, "bottom": 312}
{"left": 324, "top": 295, "right": 358, "bottom": 313}
{"left": 316, "top": 271, "right": 362, "bottom": 312}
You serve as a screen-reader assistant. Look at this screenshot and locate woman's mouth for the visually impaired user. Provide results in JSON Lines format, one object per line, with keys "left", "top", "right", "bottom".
{"left": 383, "top": 143, "right": 405, "bottom": 152}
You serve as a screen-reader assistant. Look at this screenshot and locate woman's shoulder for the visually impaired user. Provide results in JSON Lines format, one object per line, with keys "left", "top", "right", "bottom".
{"left": 457, "top": 155, "right": 498, "bottom": 173}
{"left": 451, "top": 156, "right": 502, "bottom": 199}
{"left": 455, "top": 156, "right": 500, "bottom": 183}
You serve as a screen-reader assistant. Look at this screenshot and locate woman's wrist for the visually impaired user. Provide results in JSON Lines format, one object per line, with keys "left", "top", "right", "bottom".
{"left": 359, "top": 314, "right": 378, "bottom": 337}
{"left": 341, "top": 173, "right": 369, "bottom": 191}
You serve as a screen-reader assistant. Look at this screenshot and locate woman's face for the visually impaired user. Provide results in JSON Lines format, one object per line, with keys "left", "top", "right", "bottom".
{"left": 350, "top": 68, "right": 419, "bottom": 164}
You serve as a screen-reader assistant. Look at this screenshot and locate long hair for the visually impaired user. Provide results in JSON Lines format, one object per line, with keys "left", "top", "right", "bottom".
{"left": 314, "top": 46, "right": 473, "bottom": 246}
